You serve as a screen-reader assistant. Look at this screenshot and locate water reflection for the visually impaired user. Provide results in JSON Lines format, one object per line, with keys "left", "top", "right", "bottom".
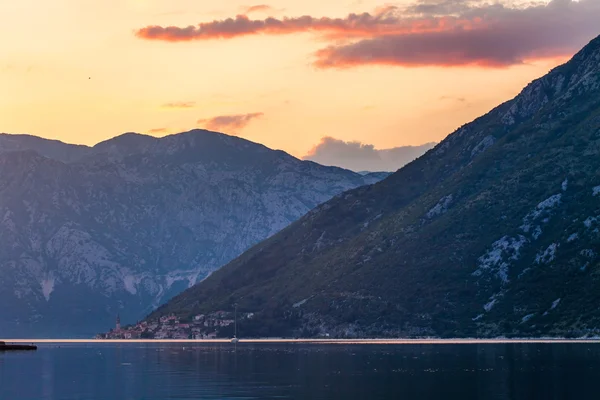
{"left": 2, "top": 343, "right": 600, "bottom": 399}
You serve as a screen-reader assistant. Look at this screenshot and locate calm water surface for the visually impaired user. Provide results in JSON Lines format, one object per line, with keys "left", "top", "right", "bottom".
{"left": 1, "top": 342, "right": 600, "bottom": 399}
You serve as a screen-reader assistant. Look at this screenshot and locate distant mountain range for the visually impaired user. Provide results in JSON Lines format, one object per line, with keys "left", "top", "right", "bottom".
{"left": 0, "top": 130, "right": 388, "bottom": 337}
{"left": 148, "top": 35, "right": 600, "bottom": 339}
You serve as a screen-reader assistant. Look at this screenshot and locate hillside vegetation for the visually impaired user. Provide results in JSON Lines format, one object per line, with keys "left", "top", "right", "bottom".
{"left": 148, "top": 35, "right": 600, "bottom": 338}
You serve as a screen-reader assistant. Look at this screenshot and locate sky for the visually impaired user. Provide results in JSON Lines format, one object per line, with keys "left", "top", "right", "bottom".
{"left": 1, "top": 0, "right": 599, "bottom": 165}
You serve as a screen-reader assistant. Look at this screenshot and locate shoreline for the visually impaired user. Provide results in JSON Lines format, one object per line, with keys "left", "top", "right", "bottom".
{"left": 4, "top": 338, "right": 600, "bottom": 345}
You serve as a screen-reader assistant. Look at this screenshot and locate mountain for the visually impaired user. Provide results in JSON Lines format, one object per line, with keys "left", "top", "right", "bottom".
{"left": 148, "top": 35, "right": 600, "bottom": 339}
{"left": 0, "top": 129, "right": 385, "bottom": 338}
{"left": 357, "top": 171, "right": 393, "bottom": 180}
{"left": 0, "top": 133, "right": 90, "bottom": 163}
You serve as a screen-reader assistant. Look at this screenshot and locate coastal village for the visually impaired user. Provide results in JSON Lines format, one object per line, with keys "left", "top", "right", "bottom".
{"left": 96, "top": 311, "right": 253, "bottom": 340}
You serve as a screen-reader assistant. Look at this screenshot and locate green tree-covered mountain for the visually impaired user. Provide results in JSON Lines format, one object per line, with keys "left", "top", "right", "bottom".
{"left": 147, "top": 35, "right": 600, "bottom": 338}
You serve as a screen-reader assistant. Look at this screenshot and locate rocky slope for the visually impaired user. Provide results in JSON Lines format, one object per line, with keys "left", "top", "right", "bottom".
{"left": 0, "top": 130, "right": 384, "bottom": 337}
{"left": 149, "top": 35, "right": 600, "bottom": 338}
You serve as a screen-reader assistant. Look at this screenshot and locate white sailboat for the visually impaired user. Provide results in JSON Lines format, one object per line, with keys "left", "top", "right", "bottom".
{"left": 231, "top": 303, "right": 239, "bottom": 343}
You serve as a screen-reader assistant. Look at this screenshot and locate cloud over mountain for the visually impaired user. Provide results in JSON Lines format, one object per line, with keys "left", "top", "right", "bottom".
{"left": 304, "top": 137, "right": 436, "bottom": 172}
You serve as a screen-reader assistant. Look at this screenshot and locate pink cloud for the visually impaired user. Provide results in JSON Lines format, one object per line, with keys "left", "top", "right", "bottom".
{"left": 315, "top": 1, "right": 600, "bottom": 68}
{"left": 135, "top": 0, "right": 600, "bottom": 68}
{"left": 134, "top": 12, "right": 426, "bottom": 42}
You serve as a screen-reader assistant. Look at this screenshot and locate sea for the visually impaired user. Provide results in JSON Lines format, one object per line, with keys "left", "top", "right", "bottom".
{"left": 1, "top": 340, "right": 600, "bottom": 399}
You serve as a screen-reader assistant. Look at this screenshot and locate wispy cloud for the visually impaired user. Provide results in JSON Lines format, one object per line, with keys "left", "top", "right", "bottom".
{"left": 148, "top": 128, "right": 169, "bottom": 134}
{"left": 135, "top": 0, "right": 600, "bottom": 68}
{"left": 439, "top": 95, "right": 466, "bottom": 102}
{"left": 304, "top": 136, "right": 437, "bottom": 172}
{"left": 243, "top": 4, "right": 274, "bottom": 15}
{"left": 197, "top": 112, "right": 264, "bottom": 131}
{"left": 1, "top": 64, "right": 34, "bottom": 73}
{"left": 161, "top": 101, "right": 196, "bottom": 109}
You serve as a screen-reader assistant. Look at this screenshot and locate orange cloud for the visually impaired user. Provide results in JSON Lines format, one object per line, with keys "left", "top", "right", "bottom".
{"left": 148, "top": 128, "right": 169, "bottom": 134}
{"left": 197, "top": 112, "right": 264, "bottom": 131}
{"left": 161, "top": 101, "right": 196, "bottom": 109}
{"left": 134, "top": 12, "right": 443, "bottom": 42}
{"left": 135, "top": 0, "right": 600, "bottom": 68}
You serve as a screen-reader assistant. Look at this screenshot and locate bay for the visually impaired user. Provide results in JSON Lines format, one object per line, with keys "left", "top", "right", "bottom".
{"left": 1, "top": 342, "right": 600, "bottom": 399}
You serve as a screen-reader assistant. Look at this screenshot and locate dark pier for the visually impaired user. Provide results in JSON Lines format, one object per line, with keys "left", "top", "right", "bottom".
{"left": 0, "top": 341, "right": 37, "bottom": 351}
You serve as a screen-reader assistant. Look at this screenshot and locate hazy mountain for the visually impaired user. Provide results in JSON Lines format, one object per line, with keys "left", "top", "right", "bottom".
{"left": 357, "top": 171, "right": 393, "bottom": 181}
{"left": 0, "top": 133, "right": 90, "bottom": 163}
{"left": 149, "top": 35, "right": 600, "bottom": 339}
{"left": 0, "top": 129, "right": 385, "bottom": 337}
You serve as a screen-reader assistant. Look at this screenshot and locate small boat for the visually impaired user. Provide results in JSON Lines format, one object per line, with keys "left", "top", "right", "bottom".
{"left": 231, "top": 303, "right": 240, "bottom": 344}
{"left": 0, "top": 341, "right": 37, "bottom": 351}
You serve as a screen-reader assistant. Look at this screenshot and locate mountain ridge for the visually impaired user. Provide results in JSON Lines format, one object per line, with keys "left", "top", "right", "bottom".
{"left": 1, "top": 130, "right": 393, "bottom": 180}
{"left": 0, "top": 129, "right": 388, "bottom": 337}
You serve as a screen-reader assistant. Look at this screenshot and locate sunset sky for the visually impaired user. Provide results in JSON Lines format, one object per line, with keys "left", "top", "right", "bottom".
{"left": 1, "top": 0, "right": 599, "bottom": 160}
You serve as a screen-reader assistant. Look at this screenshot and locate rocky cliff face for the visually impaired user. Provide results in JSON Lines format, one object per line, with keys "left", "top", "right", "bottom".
{"left": 0, "top": 130, "right": 383, "bottom": 337}
{"left": 148, "top": 35, "right": 600, "bottom": 339}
